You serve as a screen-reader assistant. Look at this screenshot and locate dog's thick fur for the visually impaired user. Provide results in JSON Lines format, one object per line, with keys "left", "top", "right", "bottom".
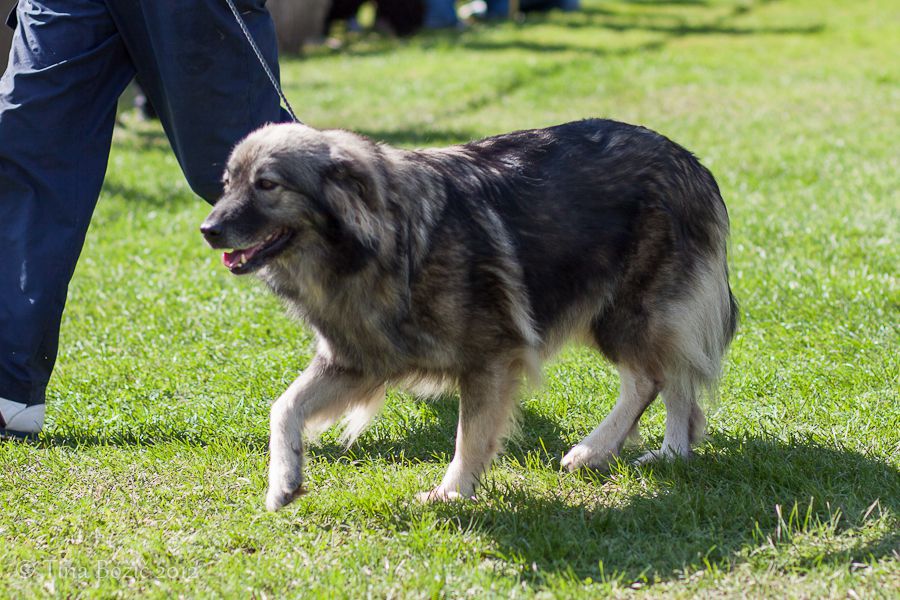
{"left": 201, "top": 119, "right": 739, "bottom": 511}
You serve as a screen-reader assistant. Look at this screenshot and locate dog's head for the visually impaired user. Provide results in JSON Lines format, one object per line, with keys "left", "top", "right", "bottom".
{"left": 201, "top": 123, "right": 387, "bottom": 275}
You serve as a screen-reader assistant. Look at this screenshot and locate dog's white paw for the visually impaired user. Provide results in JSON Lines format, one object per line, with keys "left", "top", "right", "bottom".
{"left": 416, "top": 487, "right": 474, "bottom": 503}
{"left": 266, "top": 458, "right": 306, "bottom": 512}
{"left": 633, "top": 446, "right": 691, "bottom": 467}
{"left": 632, "top": 449, "right": 661, "bottom": 466}
{"left": 265, "top": 482, "right": 306, "bottom": 512}
{"left": 561, "top": 443, "right": 616, "bottom": 472}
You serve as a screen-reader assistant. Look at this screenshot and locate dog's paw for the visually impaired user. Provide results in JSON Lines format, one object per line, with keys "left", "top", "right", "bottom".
{"left": 266, "top": 440, "right": 306, "bottom": 511}
{"left": 632, "top": 446, "right": 690, "bottom": 467}
{"left": 632, "top": 449, "right": 661, "bottom": 466}
{"left": 561, "top": 443, "right": 615, "bottom": 472}
{"left": 415, "top": 487, "right": 474, "bottom": 503}
{"left": 265, "top": 483, "right": 307, "bottom": 512}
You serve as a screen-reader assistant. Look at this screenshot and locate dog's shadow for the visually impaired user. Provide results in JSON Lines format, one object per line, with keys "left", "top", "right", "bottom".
{"left": 311, "top": 403, "right": 899, "bottom": 585}
{"left": 308, "top": 400, "right": 899, "bottom": 585}
{"left": 41, "top": 398, "right": 898, "bottom": 584}
{"left": 455, "top": 435, "right": 899, "bottom": 584}
{"left": 310, "top": 395, "right": 574, "bottom": 464}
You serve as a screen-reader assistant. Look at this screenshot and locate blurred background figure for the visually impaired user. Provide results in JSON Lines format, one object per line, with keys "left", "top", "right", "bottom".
{"left": 461, "top": 0, "right": 579, "bottom": 21}
{"left": 268, "top": 0, "right": 332, "bottom": 53}
{"left": 133, "top": 85, "right": 158, "bottom": 120}
{"left": 327, "top": 0, "right": 424, "bottom": 37}
{"left": 268, "top": 0, "right": 426, "bottom": 50}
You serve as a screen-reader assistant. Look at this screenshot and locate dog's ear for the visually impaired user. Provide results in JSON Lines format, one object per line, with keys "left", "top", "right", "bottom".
{"left": 317, "top": 150, "right": 386, "bottom": 271}
{"left": 324, "top": 148, "right": 386, "bottom": 211}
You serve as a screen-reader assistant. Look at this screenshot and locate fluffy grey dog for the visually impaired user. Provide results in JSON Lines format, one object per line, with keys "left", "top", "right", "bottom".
{"left": 200, "top": 120, "right": 738, "bottom": 511}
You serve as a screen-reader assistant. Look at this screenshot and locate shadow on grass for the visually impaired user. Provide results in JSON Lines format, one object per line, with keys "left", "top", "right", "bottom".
{"left": 308, "top": 409, "right": 900, "bottom": 582}
{"left": 421, "top": 434, "right": 899, "bottom": 586}
{"left": 37, "top": 396, "right": 563, "bottom": 459}
{"left": 38, "top": 402, "right": 899, "bottom": 586}
{"left": 475, "top": 0, "right": 823, "bottom": 53}
{"left": 304, "top": 408, "right": 899, "bottom": 584}
{"left": 309, "top": 398, "right": 575, "bottom": 465}
{"left": 304, "top": 0, "right": 821, "bottom": 62}
{"left": 38, "top": 426, "right": 269, "bottom": 452}
{"left": 622, "top": 0, "right": 712, "bottom": 5}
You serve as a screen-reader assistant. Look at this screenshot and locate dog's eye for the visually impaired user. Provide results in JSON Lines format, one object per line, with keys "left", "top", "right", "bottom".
{"left": 255, "top": 179, "right": 278, "bottom": 191}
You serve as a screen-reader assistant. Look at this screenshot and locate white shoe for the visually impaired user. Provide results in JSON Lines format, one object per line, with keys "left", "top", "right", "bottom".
{"left": 0, "top": 397, "right": 45, "bottom": 440}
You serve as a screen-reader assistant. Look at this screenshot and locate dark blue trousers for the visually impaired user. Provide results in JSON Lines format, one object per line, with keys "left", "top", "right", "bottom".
{"left": 0, "top": 0, "right": 288, "bottom": 405}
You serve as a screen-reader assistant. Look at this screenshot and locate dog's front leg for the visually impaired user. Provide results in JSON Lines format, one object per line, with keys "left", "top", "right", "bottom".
{"left": 421, "top": 364, "right": 519, "bottom": 502}
{"left": 266, "top": 355, "right": 379, "bottom": 511}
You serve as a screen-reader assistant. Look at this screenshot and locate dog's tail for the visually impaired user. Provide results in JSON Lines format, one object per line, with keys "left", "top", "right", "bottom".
{"left": 662, "top": 237, "right": 739, "bottom": 442}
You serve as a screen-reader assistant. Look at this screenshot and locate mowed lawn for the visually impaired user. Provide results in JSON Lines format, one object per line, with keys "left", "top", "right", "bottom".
{"left": 2, "top": 0, "right": 898, "bottom": 597}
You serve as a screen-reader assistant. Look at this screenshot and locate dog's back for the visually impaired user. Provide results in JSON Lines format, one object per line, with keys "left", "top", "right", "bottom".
{"left": 421, "top": 119, "right": 737, "bottom": 365}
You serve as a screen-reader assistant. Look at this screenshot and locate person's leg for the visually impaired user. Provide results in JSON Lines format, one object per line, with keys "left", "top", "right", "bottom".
{"left": 484, "top": 0, "right": 510, "bottom": 20}
{"left": 423, "top": 0, "right": 460, "bottom": 30}
{"left": 107, "top": 0, "right": 289, "bottom": 204}
{"left": 0, "top": 0, "right": 135, "bottom": 433}
{"left": 556, "top": 0, "right": 580, "bottom": 12}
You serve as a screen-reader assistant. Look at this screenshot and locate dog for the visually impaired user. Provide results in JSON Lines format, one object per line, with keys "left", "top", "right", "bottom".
{"left": 200, "top": 119, "right": 739, "bottom": 511}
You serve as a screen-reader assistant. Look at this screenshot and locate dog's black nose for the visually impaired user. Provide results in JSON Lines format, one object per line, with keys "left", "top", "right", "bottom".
{"left": 200, "top": 221, "right": 221, "bottom": 238}
{"left": 201, "top": 221, "right": 226, "bottom": 248}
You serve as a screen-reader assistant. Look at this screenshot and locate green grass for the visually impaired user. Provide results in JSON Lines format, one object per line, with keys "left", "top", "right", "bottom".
{"left": 2, "top": 0, "right": 898, "bottom": 596}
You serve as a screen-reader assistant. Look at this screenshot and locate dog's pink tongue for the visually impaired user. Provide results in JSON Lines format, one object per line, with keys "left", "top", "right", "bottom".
{"left": 222, "top": 250, "right": 244, "bottom": 269}
{"left": 223, "top": 245, "right": 263, "bottom": 270}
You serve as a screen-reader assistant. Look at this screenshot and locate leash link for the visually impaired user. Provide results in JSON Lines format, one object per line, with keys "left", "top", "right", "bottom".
{"left": 224, "top": 0, "right": 302, "bottom": 124}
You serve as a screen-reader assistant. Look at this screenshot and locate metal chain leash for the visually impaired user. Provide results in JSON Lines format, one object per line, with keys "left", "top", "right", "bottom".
{"left": 223, "top": 0, "right": 302, "bottom": 124}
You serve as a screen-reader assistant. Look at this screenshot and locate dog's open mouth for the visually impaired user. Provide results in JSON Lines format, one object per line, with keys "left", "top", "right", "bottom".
{"left": 223, "top": 229, "right": 293, "bottom": 275}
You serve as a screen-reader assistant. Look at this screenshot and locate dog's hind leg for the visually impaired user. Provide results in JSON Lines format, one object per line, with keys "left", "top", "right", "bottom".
{"left": 419, "top": 361, "right": 520, "bottom": 502}
{"left": 266, "top": 354, "right": 384, "bottom": 511}
{"left": 633, "top": 372, "right": 704, "bottom": 465}
{"left": 561, "top": 365, "right": 659, "bottom": 471}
